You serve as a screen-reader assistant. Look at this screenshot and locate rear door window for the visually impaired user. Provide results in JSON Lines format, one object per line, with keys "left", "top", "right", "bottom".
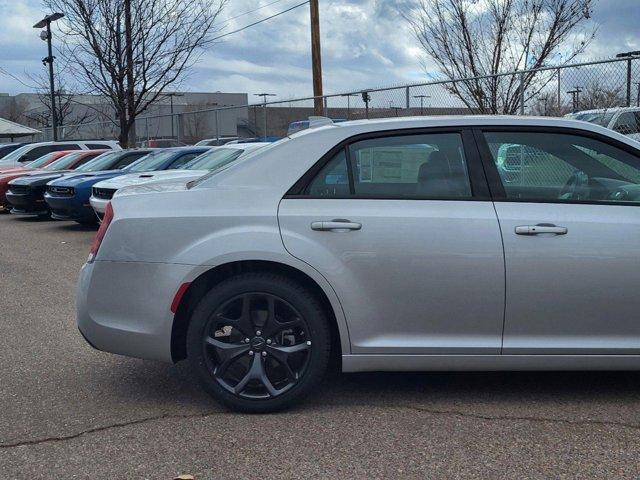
{"left": 303, "top": 133, "right": 472, "bottom": 199}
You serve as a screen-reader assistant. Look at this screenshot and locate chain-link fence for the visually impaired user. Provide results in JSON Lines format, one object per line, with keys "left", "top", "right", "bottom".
{"left": 38, "top": 55, "right": 640, "bottom": 144}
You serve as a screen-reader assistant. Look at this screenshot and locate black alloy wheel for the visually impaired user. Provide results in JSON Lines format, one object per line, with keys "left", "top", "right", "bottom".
{"left": 187, "top": 273, "right": 331, "bottom": 412}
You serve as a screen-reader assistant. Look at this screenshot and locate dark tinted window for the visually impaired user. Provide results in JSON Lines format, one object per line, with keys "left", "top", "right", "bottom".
{"left": 53, "top": 144, "right": 81, "bottom": 152}
{"left": 304, "top": 133, "right": 472, "bottom": 199}
{"left": 19, "top": 146, "right": 53, "bottom": 162}
{"left": 86, "top": 143, "right": 113, "bottom": 149}
{"left": 484, "top": 131, "right": 640, "bottom": 203}
{"left": 305, "top": 150, "right": 350, "bottom": 197}
{"left": 348, "top": 133, "right": 471, "bottom": 198}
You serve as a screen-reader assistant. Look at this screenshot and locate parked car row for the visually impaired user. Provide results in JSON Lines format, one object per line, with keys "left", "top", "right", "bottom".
{"left": 0, "top": 142, "right": 268, "bottom": 224}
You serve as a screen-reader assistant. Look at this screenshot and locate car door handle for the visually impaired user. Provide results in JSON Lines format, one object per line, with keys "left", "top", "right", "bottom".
{"left": 311, "top": 220, "right": 362, "bottom": 231}
{"left": 515, "top": 224, "right": 568, "bottom": 236}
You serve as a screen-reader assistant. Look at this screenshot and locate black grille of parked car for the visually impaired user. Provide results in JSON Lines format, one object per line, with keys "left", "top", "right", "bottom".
{"left": 47, "top": 185, "right": 75, "bottom": 196}
{"left": 92, "top": 187, "right": 116, "bottom": 200}
{"left": 8, "top": 185, "right": 29, "bottom": 195}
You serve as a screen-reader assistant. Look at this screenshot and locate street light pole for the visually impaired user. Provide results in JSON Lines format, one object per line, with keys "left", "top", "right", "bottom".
{"left": 413, "top": 95, "right": 431, "bottom": 115}
{"left": 255, "top": 93, "right": 276, "bottom": 140}
{"left": 616, "top": 51, "right": 640, "bottom": 107}
{"left": 165, "top": 92, "right": 184, "bottom": 139}
{"left": 34, "top": 13, "right": 64, "bottom": 141}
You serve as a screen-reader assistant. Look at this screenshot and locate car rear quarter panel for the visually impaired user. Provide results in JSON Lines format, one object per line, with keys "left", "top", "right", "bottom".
{"left": 97, "top": 185, "right": 352, "bottom": 354}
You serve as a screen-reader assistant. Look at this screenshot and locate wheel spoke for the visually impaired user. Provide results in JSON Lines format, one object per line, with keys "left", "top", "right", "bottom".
{"left": 268, "top": 342, "right": 310, "bottom": 359}
{"left": 205, "top": 337, "right": 249, "bottom": 377}
{"left": 233, "top": 354, "right": 278, "bottom": 396}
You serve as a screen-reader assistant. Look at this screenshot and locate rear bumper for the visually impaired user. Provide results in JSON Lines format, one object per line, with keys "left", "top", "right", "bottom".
{"left": 6, "top": 191, "right": 47, "bottom": 215}
{"left": 76, "top": 260, "right": 204, "bottom": 362}
{"left": 45, "top": 193, "right": 94, "bottom": 221}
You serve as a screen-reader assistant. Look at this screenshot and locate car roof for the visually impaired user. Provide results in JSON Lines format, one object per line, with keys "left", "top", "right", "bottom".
{"left": 18, "top": 140, "right": 119, "bottom": 147}
{"left": 221, "top": 142, "right": 270, "bottom": 150}
{"left": 571, "top": 107, "right": 640, "bottom": 115}
{"left": 289, "top": 115, "right": 635, "bottom": 142}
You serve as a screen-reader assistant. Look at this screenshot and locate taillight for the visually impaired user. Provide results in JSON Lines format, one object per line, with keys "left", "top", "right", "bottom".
{"left": 88, "top": 201, "right": 113, "bottom": 261}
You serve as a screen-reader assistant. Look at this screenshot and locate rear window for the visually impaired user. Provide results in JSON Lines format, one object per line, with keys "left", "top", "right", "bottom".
{"left": 86, "top": 143, "right": 114, "bottom": 150}
{"left": 44, "top": 152, "right": 85, "bottom": 170}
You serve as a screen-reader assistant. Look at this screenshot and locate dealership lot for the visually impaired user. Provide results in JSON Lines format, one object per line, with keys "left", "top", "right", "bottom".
{"left": 2, "top": 213, "right": 640, "bottom": 479}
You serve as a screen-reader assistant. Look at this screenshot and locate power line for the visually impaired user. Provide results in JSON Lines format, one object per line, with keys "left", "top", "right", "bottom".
{"left": 212, "top": 1, "right": 310, "bottom": 42}
{"left": 223, "top": 0, "right": 290, "bottom": 23}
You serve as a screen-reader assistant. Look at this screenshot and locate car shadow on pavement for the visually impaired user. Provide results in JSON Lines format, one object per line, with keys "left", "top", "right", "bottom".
{"left": 308, "top": 370, "right": 640, "bottom": 412}
{"left": 57, "top": 222, "right": 99, "bottom": 232}
{"left": 11, "top": 215, "right": 50, "bottom": 223}
{"left": 95, "top": 358, "right": 640, "bottom": 416}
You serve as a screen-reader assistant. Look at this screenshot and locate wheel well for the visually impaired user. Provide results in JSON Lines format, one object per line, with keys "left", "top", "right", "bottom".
{"left": 171, "top": 260, "right": 342, "bottom": 366}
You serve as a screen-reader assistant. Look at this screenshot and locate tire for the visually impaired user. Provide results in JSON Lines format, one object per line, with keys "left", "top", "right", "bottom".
{"left": 186, "top": 272, "right": 331, "bottom": 413}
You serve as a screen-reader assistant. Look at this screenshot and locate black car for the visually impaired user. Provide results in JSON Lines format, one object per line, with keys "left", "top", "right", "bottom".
{"left": 5, "top": 149, "right": 150, "bottom": 220}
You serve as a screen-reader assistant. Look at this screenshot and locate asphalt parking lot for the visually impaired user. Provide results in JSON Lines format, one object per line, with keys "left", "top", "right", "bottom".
{"left": 2, "top": 213, "right": 640, "bottom": 479}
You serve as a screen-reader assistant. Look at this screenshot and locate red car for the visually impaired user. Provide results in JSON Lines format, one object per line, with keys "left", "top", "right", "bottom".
{"left": 0, "top": 150, "right": 67, "bottom": 176}
{"left": 0, "top": 150, "right": 105, "bottom": 212}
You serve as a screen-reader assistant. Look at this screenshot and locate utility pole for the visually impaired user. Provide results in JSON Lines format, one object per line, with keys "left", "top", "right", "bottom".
{"left": 567, "top": 87, "right": 582, "bottom": 113}
{"left": 124, "top": 0, "right": 136, "bottom": 147}
{"left": 34, "top": 13, "right": 64, "bottom": 141}
{"left": 255, "top": 93, "right": 276, "bottom": 140}
{"left": 309, "top": 0, "right": 323, "bottom": 116}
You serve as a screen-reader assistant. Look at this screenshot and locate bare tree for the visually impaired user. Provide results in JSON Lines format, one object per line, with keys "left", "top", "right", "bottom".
{"left": 407, "top": 0, "right": 597, "bottom": 114}
{"left": 580, "top": 79, "right": 625, "bottom": 110}
{"left": 182, "top": 102, "right": 213, "bottom": 143}
{"left": 44, "top": 0, "right": 227, "bottom": 146}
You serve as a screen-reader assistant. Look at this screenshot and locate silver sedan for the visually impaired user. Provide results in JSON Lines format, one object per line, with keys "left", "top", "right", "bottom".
{"left": 77, "top": 116, "right": 640, "bottom": 412}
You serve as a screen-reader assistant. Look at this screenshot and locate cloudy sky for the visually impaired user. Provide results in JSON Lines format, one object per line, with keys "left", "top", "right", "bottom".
{"left": 0, "top": 0, "right": 638, "bottom": 100}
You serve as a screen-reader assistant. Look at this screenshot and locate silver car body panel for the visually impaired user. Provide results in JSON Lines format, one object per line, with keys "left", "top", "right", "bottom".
{"left": 496, "top": 201, "right": 640, "bottom": 354}
{"left": 278, "top": 199, "right": 505, "bottom": 354}
{"left": 77, "top": 115, "right": 640, "bottom": 370}
{"left": 342, "top": 355, "right": 640, "bottom": 372}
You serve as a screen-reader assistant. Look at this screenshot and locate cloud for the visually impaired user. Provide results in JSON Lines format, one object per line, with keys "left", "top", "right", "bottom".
{"left": 0, "top": 0, "right": 637, "bottom": 101}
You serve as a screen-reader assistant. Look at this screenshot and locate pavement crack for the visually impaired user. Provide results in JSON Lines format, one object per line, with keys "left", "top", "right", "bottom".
{"left": 0, "top": 410, "right": 223, "bottom": 449}
{"left": 403, "top": 405, "right": 640, "bottom": 431}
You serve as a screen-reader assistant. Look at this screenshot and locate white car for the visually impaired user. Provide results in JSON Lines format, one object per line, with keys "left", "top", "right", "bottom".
{"left": 90, "top": 143, "right": 268, "bottom": 216}
{"left": 0, "top": 140, "right": 121, "bottom": 168}
{"left": 567, "top": 107, "right": 640, "bottom": 142}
